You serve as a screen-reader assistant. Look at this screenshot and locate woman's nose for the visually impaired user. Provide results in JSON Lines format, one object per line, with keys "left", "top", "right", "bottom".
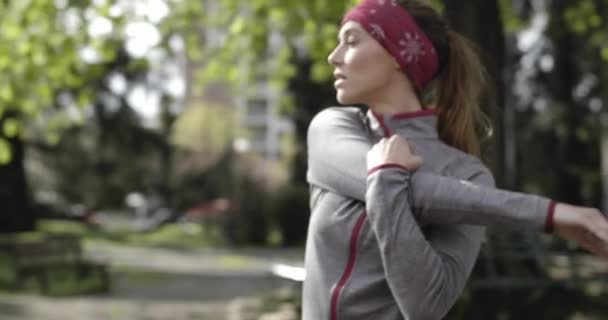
{"left": 328, "top": 46, "right": 342, "bottom": 66}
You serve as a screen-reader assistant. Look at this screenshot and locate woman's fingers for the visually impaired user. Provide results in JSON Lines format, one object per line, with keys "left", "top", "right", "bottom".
{"left": 410, "top": 155, "right": 424, "bottom": 169}
{"left": 389, "top": 134, "right": 411, "bottom": 151}
{"left": 586, "top": 210, "right": 608, "bottom": 256}
{"left": 582, "top": 230, "right": 608, "bottom": 258}
{"left": 556, "top": 206, "right": 608, "bottom": 258}
{"left": 366, "top": 134, "right": 423, "bottom": 170}
{"left": 582, "top": 227, "right": 608, "bottom": 257}
{"left": 560, "top": 228, "right": 608, "bottom": 258}
{"left": 555, "top": 209, "right": 608, "bottom": 258}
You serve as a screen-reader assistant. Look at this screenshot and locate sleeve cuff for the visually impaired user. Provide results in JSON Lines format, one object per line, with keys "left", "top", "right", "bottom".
{"left": 367, "top": 163, "right": 410, "bottom": 175}
{"left": 543, "top": 200, "right": 557, "bottom": 233}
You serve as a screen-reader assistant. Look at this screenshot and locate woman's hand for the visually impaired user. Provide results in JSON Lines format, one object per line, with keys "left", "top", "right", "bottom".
{"left": 367, "top": 135, "right": 423, "bottom": 171}
{"left": 554, "top": 203, "right": 608, "bottom": 257}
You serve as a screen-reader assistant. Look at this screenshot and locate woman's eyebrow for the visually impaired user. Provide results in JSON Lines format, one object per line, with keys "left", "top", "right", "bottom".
{"left": 338, "top": 28, "right": 361, "bottom": 39}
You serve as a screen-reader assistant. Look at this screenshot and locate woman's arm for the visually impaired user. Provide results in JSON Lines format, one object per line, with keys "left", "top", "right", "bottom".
{"left": 365, "top": 140, "right": 484, "bottom": 318}
{"left": 307, "top": 107, "right": 552, "bottom": 231}
{"left": 372, "top": 136, "right": 608, "bottom": 261}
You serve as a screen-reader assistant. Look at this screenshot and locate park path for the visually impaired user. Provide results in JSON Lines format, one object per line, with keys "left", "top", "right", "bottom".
{"left": 0, "top": 242, "right": 304, "bottom": 320}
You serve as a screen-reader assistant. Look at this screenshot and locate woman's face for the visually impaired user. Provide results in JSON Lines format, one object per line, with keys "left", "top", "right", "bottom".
{"left": 328, "top": 21, "right": 399, "bottom": 105}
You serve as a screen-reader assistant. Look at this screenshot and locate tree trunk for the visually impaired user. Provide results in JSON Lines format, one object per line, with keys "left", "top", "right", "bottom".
{"left": 546, "top": 0, "right": 584, "bottom": 205}
{"left": 600, "top": 61, "right": 608, "bottom": 213}
{"left": 159, "top": 96, "right": 175, "bottom": 207}
{"left": 0, "top": 116, "right": 34, "bottom": 233}
{"left": 601, "top": 114, "right": 608, "bottom": 214}
{"left": 444, "top": 0, "right": 507, "bottom": 188}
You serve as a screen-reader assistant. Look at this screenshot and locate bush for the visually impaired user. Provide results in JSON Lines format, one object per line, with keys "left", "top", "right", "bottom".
{"left": 270, "top": 184, "right": 310, "bottom": 247}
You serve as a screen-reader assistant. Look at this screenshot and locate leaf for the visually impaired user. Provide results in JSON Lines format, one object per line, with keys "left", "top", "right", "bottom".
{"left": 0, "top": 85, "right": 14, "bottom": 102}
{"left": 602, "top": 47, "right": 608, "bottom": 61}
{"left": 3, "top": 118, "right": 20, "bottom": 138}
{"left": 3, "top": 24, "right": 21, "bottom": 41}
{"left": 229, "top": 16, "right": 246, "bottom": 35}
{"left": 45, "top": 131, "right": 60, "bottom": 146}
{"left": 0, "top": 138, "right": 12, "bottom": 164}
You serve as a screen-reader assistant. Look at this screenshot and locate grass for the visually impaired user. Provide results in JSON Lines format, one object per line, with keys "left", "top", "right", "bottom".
{"left": 34, "top": 219, "right": 226, "bottom": 250}
{"left": 0, "top": 256, "right": 14, "bottom": 295}
{"left": 38, "top": 267, "right": 109, "bottom": 296}
{"left": 113, "top": 267, "right": 174, "bottom": 286}
{"left": 0, "top": 219, "right": 226, "bottom": 295}
{"left": 256, "top": 286, "right": 301, "bottom": 318}
{"left": 218, "top": 254, "right": 249, "bottom": 268}
{"left": 0, "top": 257, "right": 109, "bottom": 296}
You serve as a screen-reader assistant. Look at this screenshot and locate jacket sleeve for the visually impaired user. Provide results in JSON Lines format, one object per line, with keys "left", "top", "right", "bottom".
{"left": 365, "top": 165, "right": 485, "bottom": 319}
{"left": 307, "top": 107, "right": 555, "bottom": 232}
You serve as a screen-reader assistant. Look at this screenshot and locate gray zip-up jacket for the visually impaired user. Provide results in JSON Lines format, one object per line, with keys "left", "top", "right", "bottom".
{"left": 303, "top": 107, "right": 555, "bottom": 320}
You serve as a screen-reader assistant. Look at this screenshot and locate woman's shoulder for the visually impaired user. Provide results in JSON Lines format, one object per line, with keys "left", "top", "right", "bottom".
{"left": 312, "top": 106, "right": 365, "bottom": 121}
{"left": 437, "top": 143, "right": 495, "bottom": 186}
{"left": 308, "top": 106, "right": 367, "bottom": 131}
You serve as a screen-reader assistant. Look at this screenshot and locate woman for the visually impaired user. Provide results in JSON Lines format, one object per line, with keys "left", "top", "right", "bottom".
{"left": 303, "top": 0, "right": 608, "bottom": 319}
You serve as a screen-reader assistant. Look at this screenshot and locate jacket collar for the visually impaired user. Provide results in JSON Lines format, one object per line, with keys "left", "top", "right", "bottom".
{"left": 366, "top": 108, "right": 439, "bottom": 140}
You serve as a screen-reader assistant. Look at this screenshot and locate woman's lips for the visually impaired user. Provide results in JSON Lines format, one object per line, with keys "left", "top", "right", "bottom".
{"left": 333, "top": 71, "right": 346, "bottom": 88}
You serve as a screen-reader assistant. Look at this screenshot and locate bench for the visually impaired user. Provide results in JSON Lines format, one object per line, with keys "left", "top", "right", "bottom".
{"left": 0, "top": 235, "right": 110, "bottom": 294}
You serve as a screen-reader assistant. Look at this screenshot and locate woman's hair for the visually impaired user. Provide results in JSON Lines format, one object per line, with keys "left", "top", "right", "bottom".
{"left": 397, "top": 0, "right": 492, "bottom": 157}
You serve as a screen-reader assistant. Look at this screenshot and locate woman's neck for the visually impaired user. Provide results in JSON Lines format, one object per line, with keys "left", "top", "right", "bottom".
{"left": 368, "top": 96, "right": 422, "bottom": 115}
{"left": 366, "top": 73, "right": 422, "bottom": 115}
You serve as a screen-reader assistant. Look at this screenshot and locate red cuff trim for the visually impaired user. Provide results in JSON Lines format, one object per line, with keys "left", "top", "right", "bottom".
{"left": 544, "top": 200, "right": 557, "bottom": 233}
{"left": 367, "top": 163, "right": 410, "bottom": 175}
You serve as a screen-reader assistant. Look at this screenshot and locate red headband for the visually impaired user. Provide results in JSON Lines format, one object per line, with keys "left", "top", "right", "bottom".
{"left": 342, "top": 0, "right": 439, "bottom": 92}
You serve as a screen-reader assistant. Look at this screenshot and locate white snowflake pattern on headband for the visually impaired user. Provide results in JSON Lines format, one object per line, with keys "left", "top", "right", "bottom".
{"left": 369, "top": 24, "right": 386, "bottom": 39}
{"left": 399, "top": 32, "right": 426, "bottom": 63}
{"left": 377, "top": 0, "right": 397, "bottom": 6}
{"left": 378, "top": 0, "right": 397, "bottom": 7}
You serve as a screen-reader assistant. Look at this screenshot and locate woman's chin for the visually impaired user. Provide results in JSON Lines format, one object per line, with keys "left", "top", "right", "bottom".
{"left": 336, "top": 91, "right": 358, "bottom": 105}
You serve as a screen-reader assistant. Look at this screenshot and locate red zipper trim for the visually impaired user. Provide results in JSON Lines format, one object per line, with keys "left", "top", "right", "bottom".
{"left": 329, "top": 211, "right": 367, "bottom": 320}
{"left": 371, "top": 111, "right": 391, "bottom": 137}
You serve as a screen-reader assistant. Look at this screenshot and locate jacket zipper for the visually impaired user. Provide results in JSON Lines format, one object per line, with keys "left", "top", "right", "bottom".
{"left": 329, "top": 211, "right": 367, "bottom": 320}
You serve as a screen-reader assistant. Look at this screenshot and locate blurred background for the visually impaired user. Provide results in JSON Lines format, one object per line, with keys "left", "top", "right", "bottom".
{"left": 0, "top": 0, "right": 607, "bottom": 319}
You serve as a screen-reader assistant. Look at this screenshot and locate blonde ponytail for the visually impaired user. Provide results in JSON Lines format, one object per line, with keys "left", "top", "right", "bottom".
{"left": 434, "top": 31, "right": 492, "bottom": 156}
{"left": 399, "top": 0, "right": 493, "bottom": 156}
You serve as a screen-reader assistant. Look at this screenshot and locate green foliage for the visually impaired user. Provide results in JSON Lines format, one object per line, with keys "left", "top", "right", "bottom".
{"left": 0, "top": 0, "right": 201, "bottom": 164}
{"left": 562, "top": 0, "right": 608, "bottom": 61}
{"left": 0, "top": 1, "right": 97, "bottom": 161}
{"left": 268, "top": 183, "right": 309, "bottom": 247}
{"left": 30, "top": 105, "right": 168, "bottom": 209}
{"left": 171, "top": 150, "right": 235, "bottom": 211}
{"left": 563, "top": 0, "right": 602, "bottom": 35}
{"left": 499, "top": 0, "right": 524, "bottom": 33}
{"left": 36, "top": 219, "right": 225, "bottom": 250}
{"left": 602, "top": 47, "right": 608, "bottom": 61}
{"left": 184, "top": 0, "right": 358, "bottom": 96}
{"left": 171, "top": 102, "right": 237, "bottom": 167}
{"left": 0, "top": 139, "right": 11, "bottom": 163}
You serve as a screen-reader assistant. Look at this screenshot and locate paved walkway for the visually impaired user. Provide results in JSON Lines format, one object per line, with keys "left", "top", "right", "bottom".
{"left": 0, "top": 295, "right": 230, "bottom": 320}
{"left": 84, "top": 242, "right": 305, "bottom": 276}
{"left": 0, "top": 242, "right": 304, "bottom": 320}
